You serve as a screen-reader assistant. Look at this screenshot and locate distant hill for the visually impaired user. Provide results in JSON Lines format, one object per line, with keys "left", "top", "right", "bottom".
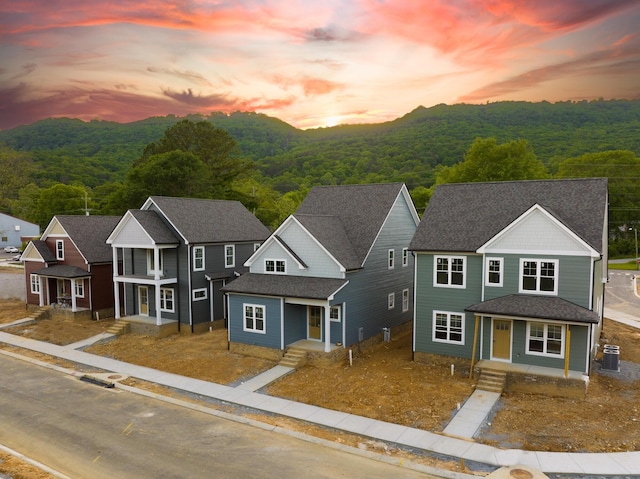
{"left": 1, "top": 99, "right": 639, "bottom": 190}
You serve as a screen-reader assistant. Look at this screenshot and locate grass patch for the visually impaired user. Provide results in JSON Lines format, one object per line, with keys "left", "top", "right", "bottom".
{"left": 609, "top": 261, "right": 640, "bottom": 270}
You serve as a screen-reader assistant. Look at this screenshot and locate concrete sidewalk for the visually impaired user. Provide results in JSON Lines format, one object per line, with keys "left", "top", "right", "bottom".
{"left": 1, "top": 325, "right": 639, "bottom": 477}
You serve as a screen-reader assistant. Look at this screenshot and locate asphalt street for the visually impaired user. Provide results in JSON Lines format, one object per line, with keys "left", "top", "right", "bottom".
{"left": 0, "top": 353, "right": 439, "bottom": 479}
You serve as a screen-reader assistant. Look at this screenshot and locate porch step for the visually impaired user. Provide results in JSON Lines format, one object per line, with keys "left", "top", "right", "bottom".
{"left": 476, "top": 369, "right": 506, "bottom": 394}
{"left": 279, "top": 347, "right": 308, "bottom": 369}
{"left": 105, "top": 320, "right": 130, "bottom": 336}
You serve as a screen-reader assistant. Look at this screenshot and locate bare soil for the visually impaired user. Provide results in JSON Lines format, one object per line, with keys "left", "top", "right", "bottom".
{"left": 1, "top": 297, "right": 640, "bottom": 477}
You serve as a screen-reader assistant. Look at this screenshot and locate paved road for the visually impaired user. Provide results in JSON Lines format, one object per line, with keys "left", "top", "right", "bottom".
{"left": 606, "top": 269, "right": 640, "bottom": 317}
{"left": 0, "top": 354, "right": 437, "bottom": 479}
{"left": 0, "top": 258, "right": 24, "bottom": 300}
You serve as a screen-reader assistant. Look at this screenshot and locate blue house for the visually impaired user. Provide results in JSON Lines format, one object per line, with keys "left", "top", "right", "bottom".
{"left": 107, "top": 196, "right": 270, "bottom": 336}
{"left": 409, "top": 178, "right": 608, "bottom": 391}
{"left": 223, "top": 183, "right": 419, "bottom": 362}
{"left": 0, "top": 212, "right": 39, "bottom": 250}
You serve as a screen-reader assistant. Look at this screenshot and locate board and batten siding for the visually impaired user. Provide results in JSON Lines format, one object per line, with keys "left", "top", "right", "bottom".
{"left": 228, "top": 294, "right": 282, "bottom": 349}
{"left": 335, "top": 196, "right": 417, "bottom": 346}
{"left": 414, "top": 253, "right": 483, "bottom": 358}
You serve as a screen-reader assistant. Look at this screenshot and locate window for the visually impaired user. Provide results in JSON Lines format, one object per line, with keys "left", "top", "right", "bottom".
{"left": 30, "top": 274, "right": 40, "bottom": 294}
{"left": 434, "top": 256, "right": 465, "bottom": 288}
{"left": 402, "top": 248, "right": 409, "bottom": 267}
{"left": 402, "top": 289, "right": 409, "bottom": 312}
{"left": 74, "top": 280, "right": 84, "bottom": 298}
{"left": 192, "top": 288, "right": 207, "bottom": 301}
{"left": 485, "top": 257, "right": 503, "bottom": 287}
{"left": 193, "top": 246, "right": 205, "bottom": 271}
{"left": 330, "top": 305, "right": 341, "bottom": 322}
{"left": 388, "top": 249, "right": 394, "bottom": 269}
{"left": 160, "top": 288, "right": 174, "bottom": 312}
{"left": 56, "top": 240, "right": 64, "bottom": 260}
{"left": 433, "top": 311, "right": 464, "bottom": 344}
{"left": 388, "top": 292, "right": 395, "bottom": 310}
{"left": 265, "top": 259, "right": 286, "bottom": 274}
{"left": 520, "top": 259, "right": 558, "bottom": 294}
{"left": 225, "top": 245, "right": 235, "bottom": 268}
{"left": 147, "top": 250, "right": 163, "bottom": 276}
{"left": 527, "top": 322, "right": 564, "bottom": 357}
{"left": 244, "top": 304, "right": 265, "bottom": 333}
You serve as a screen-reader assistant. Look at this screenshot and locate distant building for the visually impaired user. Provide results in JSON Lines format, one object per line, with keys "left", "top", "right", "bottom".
{"left": 0, "top": 212, "right": 40, "bottom": 250}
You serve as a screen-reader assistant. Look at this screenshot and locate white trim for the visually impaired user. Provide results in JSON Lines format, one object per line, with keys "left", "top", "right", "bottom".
{"left": 225, "top": 244, "right": 235, "bottom": 268}
{"left": 388, "top": 249, "right": 395, "bottom": 269}
{"left": 477, "top": 204, "right": 600, "bottom": 258}
{"left": 485, "top": 257, "right": 504, "bottom": 287}
{"left": 243, "top": 303, "right": 266, "bottom": 334}
{"left": 160, "top": 287, "right": 175, "bottom": 313}
{"left": 55, "top": 240, "right": 64, "bottom": 260}
{"left": 526, "top": 321, "right": 565, "bottom": 358}
{"left": 264, "top": 258, "right": 287, "bottom": 274}
{"left": 402, "top": 247, "right": 409, "bottom": 267}
{"left": 519, "top": 258, "right": 559, "bottom": 295}
{"left": 193, "top": 246, "right": 205, "bottom": 271}
{"left": 433, "top": 255, "right": 466, "bottom": 289}
{"left": 30, "top": 274, "right": 40, "bottom": 294}
{"left": 432, "top": 310, "right": 465, "bottom": 345}
{"left": 388, "top": 292, "right": 395, "bottom": 310}
{"left": 329, "top": 304, "right": 341, "bottom": 322}
{"left": 402, "top": 288, "right": 409, "bottom": 312}
{"left": 192, "top": 288, "right": 207, "bottom": 301}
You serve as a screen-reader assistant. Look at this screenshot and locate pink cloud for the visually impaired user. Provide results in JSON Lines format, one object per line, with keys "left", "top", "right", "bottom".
{"left": 0, "top": 82, "right": 294, "bottom": 130}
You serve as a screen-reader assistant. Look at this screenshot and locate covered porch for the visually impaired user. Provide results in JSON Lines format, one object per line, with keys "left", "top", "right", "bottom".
{"left": 32, "top": 265, "right": 92, "bottom": 313}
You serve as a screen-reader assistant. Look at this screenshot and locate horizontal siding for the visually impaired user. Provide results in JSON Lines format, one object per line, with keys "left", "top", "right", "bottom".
{"left": 228, "top": 294, "right": 282, "bottom": 349}
{"left": 414, "top": 253, "right": 483, "bottom": 358}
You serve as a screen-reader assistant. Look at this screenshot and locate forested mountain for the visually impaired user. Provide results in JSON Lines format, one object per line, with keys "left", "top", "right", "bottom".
{"left": 1, "top": 99, "right": 639, "bottom": 191}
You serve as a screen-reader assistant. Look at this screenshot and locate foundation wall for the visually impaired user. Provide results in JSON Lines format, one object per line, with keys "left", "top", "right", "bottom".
{"left": 505, "top": 372, "right": 588, "bottom": 399}
{"left": 127, "top": 321, "right": 179, "bottom": 338}
{"left": 229, "top": 342, "right": 284, "bottom": 361}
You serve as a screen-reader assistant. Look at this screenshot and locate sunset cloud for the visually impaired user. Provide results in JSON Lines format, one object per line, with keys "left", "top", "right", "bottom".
{"left": 1, "top": 1, "right": 639, "bottom": 130}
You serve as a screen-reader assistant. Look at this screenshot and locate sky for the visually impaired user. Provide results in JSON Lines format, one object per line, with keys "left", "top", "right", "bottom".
{"left": 1, "top": 0, "right": 639, "bottom": 131}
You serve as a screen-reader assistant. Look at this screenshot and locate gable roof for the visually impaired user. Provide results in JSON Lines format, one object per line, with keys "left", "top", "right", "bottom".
{"left": 129, "top": 210, "right": 180, "bottom": 245}
{"left": 410, "top": 178, "right": 607, "bottom": 253}
{"left": 221, "top": 272, "right": 348, "bottom": 300}
{"left": 54, "top": 215, "right": 121, "bottom": 263}
{"left": 144, "top": 196, "right": 270, "bottom": 244}
{"left": 28, "top": 240, "right": 57, "bottom": 263}
{"left": 294, "top": 183, "right": 411, "bottom": 267}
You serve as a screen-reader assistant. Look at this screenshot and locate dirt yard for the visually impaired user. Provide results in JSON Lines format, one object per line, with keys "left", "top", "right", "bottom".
{"left": 1, "top": 294, "right": 640, "bottom": 476}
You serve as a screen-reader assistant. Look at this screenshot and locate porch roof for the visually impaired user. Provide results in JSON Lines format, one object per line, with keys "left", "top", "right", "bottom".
{"left": 465, "top": 294, "right": 600, "bottom": 324}
{"left": 221, "top": 272, "right": 348, "bottom": 300}
{"left": 33, "top": 265, "right": 91, "bottom": 279}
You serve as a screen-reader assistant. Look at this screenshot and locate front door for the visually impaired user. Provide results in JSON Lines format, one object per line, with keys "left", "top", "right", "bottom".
{"left": 492, "top": 319, "right": 511, "bottom": 360}
{"left": 139, "top": 286, "right": 149, "bottom": 316}
{"left": 308, "top": 306, "right": 322, "bottom": 340}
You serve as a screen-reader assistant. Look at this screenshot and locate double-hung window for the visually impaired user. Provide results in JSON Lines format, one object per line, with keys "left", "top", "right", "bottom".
{"left": 160, "top": 288, "right": 174, "bottom": 312}
{"left": 193, "top": 246, "right": 205, "bottom": 271}
{"left": 244, "top": 304, "right": 265, "bottom": 333}
{"left": 388, "top": 249, "right": 394, "bottom": 269}
{"left": 388, "top": 292, "right": 395, "bottom": 310}
{"left": 433, "top": 311, "right": 464, "bottom": 344}
{"left": 74, "top": 280, "right": 84, "bottom": 298}
{"left": 402, "top": 248, "right": 409, "bottom": 267}
{"left": 56, "top": 240, "right": 64, "bottom": 260}
{"left": 225, "top": 245, "right": 235, "bottom": 268}
{"left": 485, "top": 257, "right": 503, "bottom": 287}
{"left": 434, "top": 255, "right": 465, "bottom": 288}
{"left": 520, "top": 258, "right": 558, "bottom": 294}
{"left": 265, "top": 259, "right": 286, "bottom": 274}
{"left": 402, "top": 289, "right": 409, "bottom": 312}
{"left": 30, "top": 274, "right": 40, "bottom": 294}
{"left": 527, "top": 322, "right": 564, "bottom": 357}
{"left": 330, "top": 305, "right": 341, "bottom": 322}
{"left": 147, "top": 250, "right": 163, "bottom": 276}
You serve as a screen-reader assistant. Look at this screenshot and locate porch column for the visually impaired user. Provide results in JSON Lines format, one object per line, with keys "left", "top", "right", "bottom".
{"left": 112, "top": 247, "right": 121, "bottom": 319}
{"left": 324, "top": 304, "right": 331, "bottom": 353}
{"left": 38, "top": 276, "right": 44, "bottom": 307}
{"left": 69, "top": 279, "right": 77, "bottom": 312}
{"left": 155, "top": 286, "right": 162, "bottom": 326}
{"left": 153, "top": 247, "right": 160, "bottom": 280}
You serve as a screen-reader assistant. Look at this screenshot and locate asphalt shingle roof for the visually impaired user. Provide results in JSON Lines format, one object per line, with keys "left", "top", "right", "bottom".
{"left": 30, "top": 240, "right": 57, "bottom": 263}
{"left": 147, "top": 196, "right": 270, "bottom": 244}
{"left": 221, "top": 272, "right": 348, "bottom": 300}
{"left": 409, "top": 178, "right": 608, "bottom": 253}
{"left": 465, "top": 294, "right": 600, "bottom": 324}
{"left": 56, "top": 215, "right": 121, "bottom": 263}
{"left": 129, "top": 210, "right": 180, "bottom": 245}
{"left": 294, "top": 183, "right": 405, "bottom": 267}
{"left": 32, "top": 264, "right": 92, "bottom": 278}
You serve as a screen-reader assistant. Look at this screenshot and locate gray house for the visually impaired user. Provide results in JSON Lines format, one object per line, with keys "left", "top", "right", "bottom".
{"left": 0, "top": 212, "right": 39, "bottom": 250}
{"left": 223, "top": 183, "right": 419, "bottom": 361}
{"left": 106, "top": 196, "right": 270, "bottom": 335}
{"left": 410, "top": 178, "right": 608, "bottom": 384}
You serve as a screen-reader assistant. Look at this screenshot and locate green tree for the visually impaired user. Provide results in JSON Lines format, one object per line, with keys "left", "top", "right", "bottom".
{"left": 0, "top": 146, "right": 36, "bottom": 215}
{"left": 31, "top": 184, "right": 89, "bottom": 228}
{"left": 434, "top": 138, "right": 549, "bottom": 185}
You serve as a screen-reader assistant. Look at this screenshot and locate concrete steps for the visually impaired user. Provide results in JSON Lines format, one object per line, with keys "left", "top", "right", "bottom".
{"left": 476, "top": 369, "right": 506, "bottom": 394}
{"left": 278, "top": 347, "right": 307, "bottom": 369}
{"left": 105, "top": 320, "right": 130, "bottom": 336}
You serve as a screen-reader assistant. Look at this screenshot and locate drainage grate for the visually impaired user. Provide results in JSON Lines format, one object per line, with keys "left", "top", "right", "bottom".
{"left": 79, "top": 375, "right": 115, "bottom": 388}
